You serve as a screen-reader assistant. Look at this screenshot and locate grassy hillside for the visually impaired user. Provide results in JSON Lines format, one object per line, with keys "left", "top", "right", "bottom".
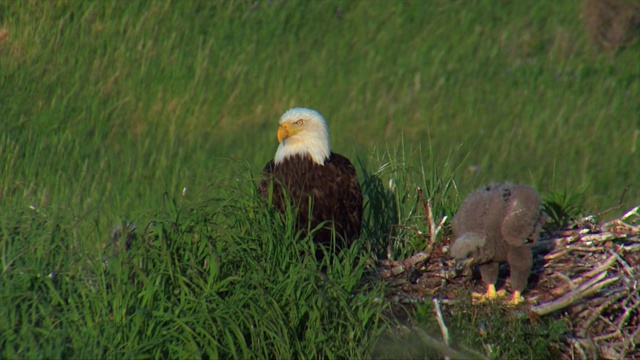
{"left": 1, "top": 0, "right": 638, "bottom": 357}
{"left": 2, "top": 0, "right": 639, "bottom": 217}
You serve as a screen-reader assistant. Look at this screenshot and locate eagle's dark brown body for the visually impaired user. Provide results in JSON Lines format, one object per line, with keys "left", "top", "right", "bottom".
{"left": 258, "top": 153, "right": 363, "bottom": 252}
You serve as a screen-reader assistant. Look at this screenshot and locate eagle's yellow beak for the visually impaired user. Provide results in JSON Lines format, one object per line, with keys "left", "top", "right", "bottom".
{"left": 277, "top": 123, "right": 289, "bottom": 143}
{"left": 277, "top": 122, "right": 301, "bottom": 143}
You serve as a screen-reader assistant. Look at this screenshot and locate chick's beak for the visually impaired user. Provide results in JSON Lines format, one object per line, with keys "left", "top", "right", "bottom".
{"left": 277, "top": 123, "right": 290, "bottom": 143}
{"left": 455, "top": 257, "right": 475, "bottom": 272}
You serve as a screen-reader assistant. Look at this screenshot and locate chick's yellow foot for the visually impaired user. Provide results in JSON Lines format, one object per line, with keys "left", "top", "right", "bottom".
{"left": 506, "top": 291, "right": 526, "bottom": 306}
{"left": 471, "top": 284, "right": 507, "bottom": 304}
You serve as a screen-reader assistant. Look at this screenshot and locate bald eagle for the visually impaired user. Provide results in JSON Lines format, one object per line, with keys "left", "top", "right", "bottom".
{"left": 450, "top": 183, "right": 544, "bottom": 305}
{"left": 258, "top": 108, "right": 363, "bottom": 256}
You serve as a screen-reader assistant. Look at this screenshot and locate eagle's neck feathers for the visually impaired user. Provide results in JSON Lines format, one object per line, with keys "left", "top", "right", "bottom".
{"left": 274, "top": 123, "right": 330, "bottom": 166}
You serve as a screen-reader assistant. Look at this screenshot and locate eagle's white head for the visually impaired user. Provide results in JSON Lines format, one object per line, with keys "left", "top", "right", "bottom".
{"left": 274, "top": 107, "right": 331, "bottom": 166}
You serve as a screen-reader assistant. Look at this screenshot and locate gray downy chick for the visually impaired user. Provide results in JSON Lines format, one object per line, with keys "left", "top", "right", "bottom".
{"left": 450, "top": 183, "right": 544, "bottom": 305}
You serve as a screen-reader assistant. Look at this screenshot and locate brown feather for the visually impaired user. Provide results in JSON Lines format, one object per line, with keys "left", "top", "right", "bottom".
{"left": 258, "top": 152, "right": 363, "bottom": 255}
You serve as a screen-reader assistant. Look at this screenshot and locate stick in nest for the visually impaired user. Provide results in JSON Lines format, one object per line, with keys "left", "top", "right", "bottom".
{"left": 531, "top": 270, "right": 619, "bottom": 316}
{"left": 380, "top": 251, "right": 428, "bottom": 278}
{"left": 433, "top": 297, "right": 450, "bottom": 357}
{"left": 417, "top": 187, "right": 447, "bottom": 255}
{"left": 379, "top": 187, "right": 448, "bottom": 278}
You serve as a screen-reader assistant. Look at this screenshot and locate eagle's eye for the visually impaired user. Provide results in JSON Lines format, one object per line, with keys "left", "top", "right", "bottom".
{"left": 295, "top": 119, "right": 304, "bottom": 125}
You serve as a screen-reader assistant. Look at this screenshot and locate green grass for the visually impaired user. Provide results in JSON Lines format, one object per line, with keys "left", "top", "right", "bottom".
{"left": 1, "top": 180, "right": 387, "bottom": 358}
{"left": 376, "top": 296, "right": 567, "bottom": 359}
{"left": 1, "top": 0, "right": 639, "bottom": 357}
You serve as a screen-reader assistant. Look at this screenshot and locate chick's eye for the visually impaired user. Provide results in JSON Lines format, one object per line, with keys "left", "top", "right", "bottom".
{"left": 295, "top": 119, "right": 304, "bottom": 125}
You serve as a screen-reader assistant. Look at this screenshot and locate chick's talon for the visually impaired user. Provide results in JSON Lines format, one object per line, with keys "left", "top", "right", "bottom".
{"left": 471, "top": 285, "right": 506, "bottom": 304}
{"left": 485, "top": 284, "right": 507, "bottom": 299}
{"left": 471, "top": 291, "right": 487, "bottom": 303}
{"left": 507, "top": 291, "right": 526, "bottom": 306}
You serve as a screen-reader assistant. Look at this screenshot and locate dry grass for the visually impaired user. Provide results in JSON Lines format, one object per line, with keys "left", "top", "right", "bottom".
{"left": 582, "top": 0, "right": 640, "bottom": 51}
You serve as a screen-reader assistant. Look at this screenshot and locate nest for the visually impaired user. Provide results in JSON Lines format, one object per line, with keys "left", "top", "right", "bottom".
{"left": 377, "top": 192, "right": 640, "bottom": 359}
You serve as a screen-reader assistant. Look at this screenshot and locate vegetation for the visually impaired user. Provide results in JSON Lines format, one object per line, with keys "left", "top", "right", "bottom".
{"left": 1, "top": 0, "right": 638, "bottom": 357}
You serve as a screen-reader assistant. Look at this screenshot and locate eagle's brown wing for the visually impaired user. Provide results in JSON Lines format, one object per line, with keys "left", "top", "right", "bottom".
{"left": 257, "top": 153, "right": 363, "bottom": 250}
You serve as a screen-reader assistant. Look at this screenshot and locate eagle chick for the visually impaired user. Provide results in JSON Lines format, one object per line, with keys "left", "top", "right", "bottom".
{"left": 450, "top": 183, "right": 544, "bottom": 305}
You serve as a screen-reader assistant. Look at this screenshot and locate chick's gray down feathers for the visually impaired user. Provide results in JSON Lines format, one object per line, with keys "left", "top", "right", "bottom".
{"left": 450, "top": 184, "right": 544, "bottom": 294}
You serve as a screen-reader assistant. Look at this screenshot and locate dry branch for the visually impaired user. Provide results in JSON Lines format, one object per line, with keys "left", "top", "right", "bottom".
{"left": 380, "top": 251, "right": 428, "bottom": 278}
{"left": 417, "top": 187, "right": 446, "bottom": 255}
{"left": 433, "top": 297, "right": 450, "bottom": 360}
{"left": 531, "top": 272, "right": 619, "bottom": 316}
{"left": 521, "top": 206, "right": 640, "bottom": 358}
{"left": 380, "top": 188, "right": 448, "bottom": 278}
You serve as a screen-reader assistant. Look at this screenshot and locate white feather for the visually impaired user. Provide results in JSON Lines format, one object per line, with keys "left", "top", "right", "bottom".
{"left": 274, "top": 107, "right": 331, "bottom": 166}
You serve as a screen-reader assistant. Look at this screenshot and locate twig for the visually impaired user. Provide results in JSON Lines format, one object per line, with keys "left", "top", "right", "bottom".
{"left": 621, "top": 325, "right": 640, "bottom": 358}
{"left": 615, "top": 297, "right": 640, "bottom": 336}
{"left": 592, "top": 330, "right": 622, "bottom": 342}
{"left": 577, "top": 255, "right": 618, "bottom": 283}
{"left": 623, "top": 244, "right": 640, "bottom": 252}
{"left": 427, "top": 197, "right": 437, "bottom": 250}
{"left": 435, "top": 216, "right": 448, "bottom": 239}
{"left": 531, "top": 272, "right": 619, "bottom": 316}
{"left": 550, "top": 272, "right": 575, "bottom": 295}
{"left": 580, "top": 232, "right": 620, "bottom": 244}
{"left": 608, "top": 249, "right": 634, "bottom": 278}
{"left": 580, "top": 291, "right": 627, "bottom": 337}
{"left": 595, "top": 203, "right": 624, "bottom": 220}
{"left": 417, "top": 187, "right": 440, "bottom": 256}
{"left": 620, "top": 205, "right": 639, "bottom": 221}
{"left": 433, "top": 298, "right": 450, "bottom": 360}
{"left": 567, "top": 336, "right": 588, "bottom": 360}
{"left": 380, "top": 251, "right": 428, "bottom": 278}
{"left": 438, "top": 298, "right": 458, "bottom": 306}
{"left": 565, "top": 245, "right": 605, "bottom": 252}
{"left": 543, "top": 248, "right": 568, "bottom": 261}
{"left": 390, "top": 295, "right": 430, "bottom": 304}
